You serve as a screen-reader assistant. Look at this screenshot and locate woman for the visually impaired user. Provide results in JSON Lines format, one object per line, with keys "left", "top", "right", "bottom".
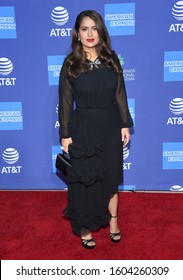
{"left": 58, "top": 10, "right": 133, "bottom": 249}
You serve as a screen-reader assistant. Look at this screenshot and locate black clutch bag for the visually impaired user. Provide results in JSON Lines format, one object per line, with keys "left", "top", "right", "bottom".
{"left": 55, "top": 153, "right": 71, "bottom": 177}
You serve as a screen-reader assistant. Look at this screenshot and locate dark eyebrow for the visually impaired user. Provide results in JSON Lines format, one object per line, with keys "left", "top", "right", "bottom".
{"left": 80, "top": 25, "right": 96, "bottom": 28}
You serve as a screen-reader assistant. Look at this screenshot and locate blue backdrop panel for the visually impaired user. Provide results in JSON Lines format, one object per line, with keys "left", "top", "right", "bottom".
{"left": 0, "top": 0, "right": 183, "bottom": 191}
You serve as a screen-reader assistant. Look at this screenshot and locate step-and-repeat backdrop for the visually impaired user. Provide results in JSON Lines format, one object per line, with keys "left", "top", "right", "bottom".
{"left": 0, "top": 0, "right": 183, "bottom": 191}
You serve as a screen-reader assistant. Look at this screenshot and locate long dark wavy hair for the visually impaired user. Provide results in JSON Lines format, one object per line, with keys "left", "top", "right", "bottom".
{"left": 65, "top": 10, "right": 122, "bottom": 77}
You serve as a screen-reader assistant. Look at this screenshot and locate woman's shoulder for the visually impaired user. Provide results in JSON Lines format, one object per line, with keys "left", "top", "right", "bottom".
{"left": 111, "top": 50, "right": 119, "bottom": 61}
{"left": 63, "top": 53, "right": 73, "bottom": 65}
{"left": 60, "top": 53, "right": 74, "bottom": 76}
{"left": 110, "top": 50, "right": 123, "bottom": 74}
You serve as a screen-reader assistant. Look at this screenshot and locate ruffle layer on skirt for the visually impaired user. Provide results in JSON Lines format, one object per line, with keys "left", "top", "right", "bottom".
{"left": 67, "top": 142, "right": 106, "bottom": 187}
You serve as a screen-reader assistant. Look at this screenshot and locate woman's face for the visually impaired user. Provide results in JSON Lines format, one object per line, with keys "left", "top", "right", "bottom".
{"left": 78, "top": 16, "right": 100, "bottom": 52}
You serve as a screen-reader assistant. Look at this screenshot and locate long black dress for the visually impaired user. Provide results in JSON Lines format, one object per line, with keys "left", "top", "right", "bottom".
{"left": 58, "top": 57, "right": 133, "bottom": 236}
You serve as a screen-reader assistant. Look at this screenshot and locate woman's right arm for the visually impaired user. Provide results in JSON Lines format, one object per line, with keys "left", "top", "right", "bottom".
{"left": 58, "top": 60, "right": 74, "bottom": 153}
{"left": 61, "top": 137, "right": 73, "bottom": 153}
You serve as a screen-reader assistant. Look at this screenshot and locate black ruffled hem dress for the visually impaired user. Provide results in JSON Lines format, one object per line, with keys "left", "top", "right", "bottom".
{"left": 58, "top": 57, "right": 133, "bottom": 236}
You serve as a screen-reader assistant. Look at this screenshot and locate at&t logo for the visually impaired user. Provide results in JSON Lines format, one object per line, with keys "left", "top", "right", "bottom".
{"left": 55, "top": 104, "right": 60, "bottom": 128}
{"left": 0, "top": 57, "right": 16, "bottom": 86}
{"left": 123, "top": 146, "right": 132, "bottom": 170}
{"left": 169, "top": 1, "right": 183, "bottom": 32}
{"left": 167, "top": 97, "right": 183, "bottom": 125}
{"left": 1, "top": 148, "right": 22, "bottom": 174}
{"left": 170, "top": 185, "right": 183, "bottom": 191}
{"left": 50, "top": 6, "right": 72, "bottom": 37}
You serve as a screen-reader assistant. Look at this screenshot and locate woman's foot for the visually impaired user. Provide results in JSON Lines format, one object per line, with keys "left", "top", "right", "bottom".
{"left": 109, "top": 215, "right": 122, "bottom": 243}
{"left": 81, "top": 233, "right": 96, "bottom": 249}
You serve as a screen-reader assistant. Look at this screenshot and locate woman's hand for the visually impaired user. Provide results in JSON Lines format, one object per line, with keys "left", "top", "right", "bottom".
{"left": 121, "top": 128, "right": 130, "bottom": 147}
{"left": 61, "top": 137, "right": 73, "bottom": 153}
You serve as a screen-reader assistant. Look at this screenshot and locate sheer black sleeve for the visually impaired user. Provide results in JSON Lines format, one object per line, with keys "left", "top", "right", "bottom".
{"left": 115, "top": 71, "right": 133, "bottom": 128}
{"left": 58, "top": 61, "right": 74, "bottom": 138}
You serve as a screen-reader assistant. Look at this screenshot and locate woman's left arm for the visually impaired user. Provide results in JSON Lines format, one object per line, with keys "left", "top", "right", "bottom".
{"left": 121, "top": 127, "right": 130, "bottom": 147}
{"left": 115, "top": 71, "right": 133, "bottom": 146}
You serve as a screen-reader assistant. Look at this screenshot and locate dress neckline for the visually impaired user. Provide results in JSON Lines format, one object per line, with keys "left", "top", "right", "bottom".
{"left": 86, "top": 57, "right": 101, "bottom": 70}
{"left": 86, "top": 57, "right": 98, "bottom": 63}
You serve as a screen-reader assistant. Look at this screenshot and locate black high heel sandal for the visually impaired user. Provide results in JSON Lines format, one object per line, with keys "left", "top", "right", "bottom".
{"left": 81, "top": 238, "right": 96, "bottom": 249}
{"left": 110, "top": 215, "right": 122, "bottom": 243}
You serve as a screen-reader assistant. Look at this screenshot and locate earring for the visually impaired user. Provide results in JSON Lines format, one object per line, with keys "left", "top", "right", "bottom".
{"left": 78, "top": 37, "right": 80, "bottom": 41}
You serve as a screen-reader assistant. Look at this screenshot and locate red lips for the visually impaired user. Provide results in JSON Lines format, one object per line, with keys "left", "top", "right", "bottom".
{"left": 86, "top": 39, "right": 94, "bottom": 42}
